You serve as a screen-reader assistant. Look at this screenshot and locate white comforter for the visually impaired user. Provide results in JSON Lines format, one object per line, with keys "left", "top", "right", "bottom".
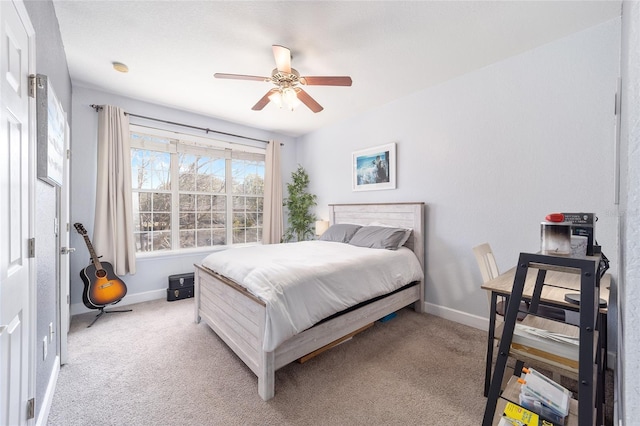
{"left": 201, "top": 241, "right": 423, "bottom": 351}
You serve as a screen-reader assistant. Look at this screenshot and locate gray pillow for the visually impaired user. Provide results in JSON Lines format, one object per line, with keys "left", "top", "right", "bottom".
{"left": 348, "top": 226, "right": 409, "bottom": 250}
{"left": 319, "top": 223, "right": 362, "bottom": 243}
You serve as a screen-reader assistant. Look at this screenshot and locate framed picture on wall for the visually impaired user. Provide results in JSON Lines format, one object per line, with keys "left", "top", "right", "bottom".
{"left": 36, "top": 74, "right": 65, "bottom": 187}
{"left": 352, "top": 142, "right": 396, "bottom": 191}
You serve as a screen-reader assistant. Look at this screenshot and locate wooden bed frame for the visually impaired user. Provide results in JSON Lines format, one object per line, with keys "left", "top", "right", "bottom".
{"left": 194, "top": 202, "right": 425, "bottom": 400}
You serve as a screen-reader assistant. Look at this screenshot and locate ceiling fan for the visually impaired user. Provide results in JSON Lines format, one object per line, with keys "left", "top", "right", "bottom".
{"left": 214, "top": 45, "right": 352, "bottom": 113}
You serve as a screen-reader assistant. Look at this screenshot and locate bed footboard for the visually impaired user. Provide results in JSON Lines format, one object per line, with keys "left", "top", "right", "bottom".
{"left": 194, "top": 264, "right": 275, "bottom": 400}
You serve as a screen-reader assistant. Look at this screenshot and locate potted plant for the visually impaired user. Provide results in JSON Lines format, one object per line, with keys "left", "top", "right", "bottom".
{"left": 282, "top": 165, "right": 317, "bottom": 242}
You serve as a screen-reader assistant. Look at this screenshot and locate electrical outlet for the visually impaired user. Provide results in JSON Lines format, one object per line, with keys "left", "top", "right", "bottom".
{"left": 42, "top": 337, "right": 47, "bottom": 360}
{"left": 49, "top": 322, "right": 54, "bottom": 343}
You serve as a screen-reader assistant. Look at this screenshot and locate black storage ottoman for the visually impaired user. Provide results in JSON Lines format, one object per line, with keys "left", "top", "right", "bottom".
{"left": 167, "top": 272, "right": 194, "bottom": 301}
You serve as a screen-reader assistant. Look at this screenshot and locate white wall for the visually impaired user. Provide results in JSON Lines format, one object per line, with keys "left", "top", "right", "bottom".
{"left": 69, "top": 86, "right": 297, "bottom": 313}
{"left": 619, "top": 1, "right": 640, "bottom": 423}
{"left": 298, "top": 19, "right": 621, "bottom": 325}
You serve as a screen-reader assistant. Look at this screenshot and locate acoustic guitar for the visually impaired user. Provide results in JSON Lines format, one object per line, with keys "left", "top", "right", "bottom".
{"left": 74, "top": 223, "right": 127, "bottom": 309}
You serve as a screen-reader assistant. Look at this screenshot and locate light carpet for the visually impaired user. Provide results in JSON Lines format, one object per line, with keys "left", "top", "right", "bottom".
{"left": 47, "top": 298, "right": 500, "bottom": 425}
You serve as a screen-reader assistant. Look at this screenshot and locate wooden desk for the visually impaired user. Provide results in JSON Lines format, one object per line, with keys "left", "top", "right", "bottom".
{"left": 481, "top": 266, "right": 610, "bottom": 397}
{"left": 482, "top": 267, "right": 610, "bottom": 314}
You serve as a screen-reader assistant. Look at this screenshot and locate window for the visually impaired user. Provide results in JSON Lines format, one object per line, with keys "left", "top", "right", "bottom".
{"left": 130, "top": 126, "right": 265, "bottom": 254}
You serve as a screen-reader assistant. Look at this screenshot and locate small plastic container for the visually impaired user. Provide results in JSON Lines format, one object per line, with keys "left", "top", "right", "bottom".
{"left": 518, "top": 367, "right": 571, "bottom": 423}
{"left": 519, "top": 391, "right": 566, "bottom": 424}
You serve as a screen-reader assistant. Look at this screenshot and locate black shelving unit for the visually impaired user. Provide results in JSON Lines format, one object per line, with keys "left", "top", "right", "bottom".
{"left": 482, "top": 252, "right": 605, "bottom": 426}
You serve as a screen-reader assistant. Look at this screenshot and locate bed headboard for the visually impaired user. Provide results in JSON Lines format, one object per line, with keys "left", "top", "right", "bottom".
{"left": 328, "top": 202, "right": 425, "bottom": 272}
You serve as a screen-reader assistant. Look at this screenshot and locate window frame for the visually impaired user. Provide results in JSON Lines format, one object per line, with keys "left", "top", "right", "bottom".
{"left": 129, "top": 124, "right": 266, "bottom": 258}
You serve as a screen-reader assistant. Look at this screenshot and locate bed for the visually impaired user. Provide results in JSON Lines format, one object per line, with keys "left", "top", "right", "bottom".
{"left": 193, "top": 202, "right": 425, "bottom": 400}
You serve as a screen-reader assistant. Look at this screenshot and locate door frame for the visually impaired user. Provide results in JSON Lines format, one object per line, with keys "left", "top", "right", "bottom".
{"left": 58, "top": 120, "right": 71, "bottom": 365}
{"left": 25, "top": 3, "right": 37, "bottom": 424}
{"left": 20, "top": 0, "right": 37, "bottom": 422}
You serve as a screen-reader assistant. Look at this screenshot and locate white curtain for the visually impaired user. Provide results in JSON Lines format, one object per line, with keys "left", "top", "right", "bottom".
{"left": 262, "top": 140, "right": 283, "bottom": 244}
{"left": 94, "top": 105, "right": 136, "bottom": 275}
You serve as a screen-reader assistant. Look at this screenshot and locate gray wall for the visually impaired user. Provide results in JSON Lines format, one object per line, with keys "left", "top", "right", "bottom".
{"left": 23, "top": 0, "right": 72, "bottom": 420}
{"left": 298, "top": 20, "right": 621, "bottom": 331}
{"left": 618, "top": 2, "right": 640, "bottom": 423}
{"left": 68, "top": 86, "right": 297, "bottom": 313}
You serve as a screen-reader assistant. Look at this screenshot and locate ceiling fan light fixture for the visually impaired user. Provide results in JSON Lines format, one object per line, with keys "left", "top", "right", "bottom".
{"left": 288, "top": 99, "right": 301, "bottom": 111}
{"left": 282, "top": 87, "right": 300, "bottom": 110}
{"left": 268, "top": 87, "right": 300, "bottom": 111}
{"left": 268, "top": 91, "right": 283, "bottom": 108}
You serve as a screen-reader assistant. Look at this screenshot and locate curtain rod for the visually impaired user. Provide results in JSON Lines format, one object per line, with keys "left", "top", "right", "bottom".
{"left": 89, "top": 104, "right": 275, "bottom": 145}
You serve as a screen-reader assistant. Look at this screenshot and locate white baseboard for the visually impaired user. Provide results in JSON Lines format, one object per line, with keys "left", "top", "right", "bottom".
{"left": 422, "top": 301, "right": 616, "bottom": 369}
{"left": 423, "top": 301, "right": 489, "bottom": 331}
{"left": 70, "top": 288, "right": 166, "bottom": 316}
{"left": 36, "top": 355, "right": 59, "bottom": 426}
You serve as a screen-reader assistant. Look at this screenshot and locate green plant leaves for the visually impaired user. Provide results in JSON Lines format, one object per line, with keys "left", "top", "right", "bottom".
{"left": 282, "top": 165, "right": 317, "bottom": 242}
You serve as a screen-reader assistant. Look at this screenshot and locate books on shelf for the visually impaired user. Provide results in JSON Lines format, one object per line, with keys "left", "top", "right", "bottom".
{"left": 499, "top": 401, "right": 540, "bottom": 426}
{"left": 511, "top": 323, "right": 579, "bottom": 369}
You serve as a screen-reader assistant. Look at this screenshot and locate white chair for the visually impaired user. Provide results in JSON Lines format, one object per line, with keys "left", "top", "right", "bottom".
{"left": 473, "top": 243, "right": 566, "bottom": 322}
{"left": 474, "top": 243, "right": 519, "bottom": 396}
{"left": 473, "top": 243, "right": 528, "bottom": 321}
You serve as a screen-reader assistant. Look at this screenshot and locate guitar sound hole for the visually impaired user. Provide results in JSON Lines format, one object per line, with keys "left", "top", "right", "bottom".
{"left": 95, "top": 270, "right": 107, "bottom": 278}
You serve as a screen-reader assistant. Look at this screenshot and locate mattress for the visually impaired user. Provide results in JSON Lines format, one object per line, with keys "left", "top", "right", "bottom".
{"left": 201, "top": 240, "right": 423, "bottom": 351}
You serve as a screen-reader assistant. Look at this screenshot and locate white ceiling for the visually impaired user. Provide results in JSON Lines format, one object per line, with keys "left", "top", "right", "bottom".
{"left": 52, "top": 1, "right": 621, "bottom": 138}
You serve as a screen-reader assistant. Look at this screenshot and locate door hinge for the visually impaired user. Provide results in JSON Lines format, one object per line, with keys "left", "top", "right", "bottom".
{"left": 27, "top": 398, "right": 34, "bottom": 420}
{"left": 28, "top": 75, "right": 36, "bottom": 98}
{"left": 67, "top": 149, "right": 70, "bottom": 160}
{"left": 28, "top": 238, "right": 35, "bottom": 258}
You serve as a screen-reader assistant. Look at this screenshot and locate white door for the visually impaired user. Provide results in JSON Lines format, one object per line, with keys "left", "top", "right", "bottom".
{"left": 0, "top": 1, "right": 35, "bottom": 424}
{"left": 59, "top": 122, "right": 71, "bottom": 365}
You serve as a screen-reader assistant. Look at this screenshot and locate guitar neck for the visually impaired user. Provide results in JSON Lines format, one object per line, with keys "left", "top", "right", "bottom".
{"left": 81, "top": 234, "right": 103, "bottom": 271}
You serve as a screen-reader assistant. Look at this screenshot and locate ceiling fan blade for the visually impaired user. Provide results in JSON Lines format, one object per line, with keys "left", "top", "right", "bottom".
{"left": 214, "top": 73, "right": 268, "bottom": 82}
{"left": 252, "top": 89, "right": 278, "bottom": 111}
{"left": 272, "top": 45, "right": 291, "bottom": 74}
{"left": 300, "top": 76, "right": 353, "bottom": 86}
{"left": 295, "top": 88, "right": 323, "bottom": 113}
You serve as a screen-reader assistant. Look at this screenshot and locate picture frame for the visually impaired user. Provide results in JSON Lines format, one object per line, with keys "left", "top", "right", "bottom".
{"left": 36, "top": 74, "right": 65, "bottom": 187}
{"left": 352, "top": 142, "right": 396, "bottom": 191}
